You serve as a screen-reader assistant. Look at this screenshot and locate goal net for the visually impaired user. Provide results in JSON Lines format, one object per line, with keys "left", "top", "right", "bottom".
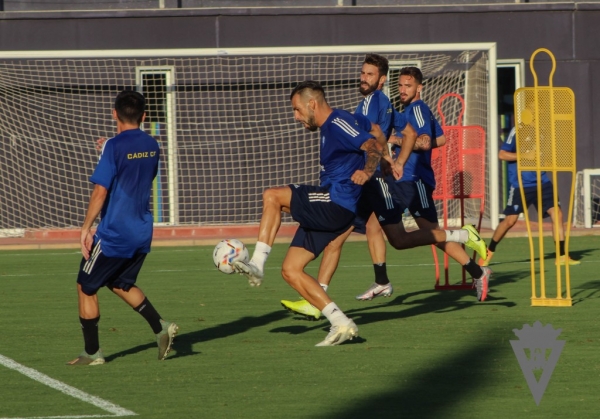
{"left": 0, "top": 44, "right": 497, "bottom": 231}
{"left": 573, "top": 168, "right": 600, "bottom": 228}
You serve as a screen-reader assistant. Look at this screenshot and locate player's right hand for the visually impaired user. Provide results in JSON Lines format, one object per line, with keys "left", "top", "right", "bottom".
{"left": 80, "top": 229, "right": 93, "bottom": 260}
{"left": 351, "top": 170, "right": 370, "bottom": 185}
{"left": 96, "top": 137, "right": 107, "bottom": 151}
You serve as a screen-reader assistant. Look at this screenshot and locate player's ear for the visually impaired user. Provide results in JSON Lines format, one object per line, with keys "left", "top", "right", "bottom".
{"left": 112, "top": 109, "right": 118, "bottom": 120}
{"left": 140, "top": 112, "right": 147, "bottom": 124}
{"left": 417, "top": 84, "right": 423, "bottom": 94}
{"left": 308, "top": 98, "right": 316, "bottom": 111}
{"left": 378, "top": 74, "right": 387, "bottom": 89}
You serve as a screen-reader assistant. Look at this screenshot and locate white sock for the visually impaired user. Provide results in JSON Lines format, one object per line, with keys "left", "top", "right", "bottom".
{"left": 321, "top": 302, "right": 349, "bottom": 326}
{"left": 320, "top": 283, "right": 329, "bottom": 293}
{"left": 445, "top": 229, "right": 468, "bottom": 243}
{"left": 250, "top": 241, "right": 271, "bottom": 272}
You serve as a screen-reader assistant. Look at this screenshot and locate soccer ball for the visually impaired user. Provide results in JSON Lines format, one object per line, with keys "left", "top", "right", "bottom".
{"left": 213, "top": 239, "right": 249, "bottom": 274}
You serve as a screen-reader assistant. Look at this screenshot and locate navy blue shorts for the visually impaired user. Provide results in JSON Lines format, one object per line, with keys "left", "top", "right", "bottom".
{"left": 389, "top": 179, "right": 438, "bottom": 224}
{"left": 289, "top": 184, "right": 355, "bottom": 257}
{"left": 77, "top": 240, "right": 147, "bottom": 296}
{"left": 504, "top": 182, "right": 558, "bottom": 218}
{"left": 354, "top": 174, "right": 403, "bottom": 234}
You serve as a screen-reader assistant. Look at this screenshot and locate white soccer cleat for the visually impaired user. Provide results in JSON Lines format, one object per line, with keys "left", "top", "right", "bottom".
{"left": 315, "top": 320, "right": 358, "bottom": 347}
{"left": 233, "top": 260, "right": 264, "bottom": 287}
{"left": 355, "top": 282, "right": 393, "bottom": 301}
{"left": 473, "top": 266, "right": 492, "bottom": 302}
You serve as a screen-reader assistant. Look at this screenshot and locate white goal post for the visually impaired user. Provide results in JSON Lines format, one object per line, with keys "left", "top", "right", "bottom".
{"left": 573, "top": 168, "right": 600, "bottom": 228}
{"left": 0, "top": 43, "right": 498, "bottom": 231}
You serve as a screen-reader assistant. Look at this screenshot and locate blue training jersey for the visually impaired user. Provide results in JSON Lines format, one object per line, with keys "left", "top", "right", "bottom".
{"left": 355, "top": 89, "right": 394, "bottom": 174}
{"left": 91, "top": 128, "right": 160, "bottom": 258}
{"left": 394, "top": 99, "right": 442, "bottom": 188}
{"left": 354, "top": 89, "right": 395, "bottom": 138}
{"left": 502, "top": 127, "right": 550, "bottom": 189}
{"left": 320, "top": 109, "right": 374, "bottom": 213}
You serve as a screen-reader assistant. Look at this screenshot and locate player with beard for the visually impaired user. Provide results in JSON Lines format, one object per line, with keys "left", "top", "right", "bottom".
{"left": 234, "top": 80, "right": 392, "bottom": 345}
{"left": 280, "top": 54, "right": 415, "bottom": 319}
{"left": 375, "top": 66, "right": 491, "bottom": 301}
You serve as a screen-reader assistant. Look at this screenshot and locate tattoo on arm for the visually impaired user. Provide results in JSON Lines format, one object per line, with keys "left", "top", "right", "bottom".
{"left": 414, "top": 134, "right": 432, "bottom": 151}
{"left": 361, "top": 138, "right": 383, "bottom": 177}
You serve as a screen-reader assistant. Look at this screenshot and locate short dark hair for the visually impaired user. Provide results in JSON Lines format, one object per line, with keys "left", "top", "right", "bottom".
{"left": 363, "top": 53, "right": 389, "bottom": 77}
{"left": 114, "top": 90, "right": 145, "bottom": 124}
{"left": 290, "top": 80, "right": 326, "bottom": 101}
{"left": 399, "top": 66, "right": 423, "bottom": 85}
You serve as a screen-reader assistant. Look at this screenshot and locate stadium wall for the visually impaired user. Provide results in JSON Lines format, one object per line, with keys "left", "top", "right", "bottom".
{"left": 0, "top": 2, "right": 598, "bottom": 218}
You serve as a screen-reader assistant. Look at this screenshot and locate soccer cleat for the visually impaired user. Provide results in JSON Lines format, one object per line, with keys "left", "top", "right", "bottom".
{"left": 478, "top": 249, "right": 494, "bottom": 267}
{"left": 315, "top": 320, "right": 359, "bottom": 347}
{"left": 281, "top": 298, "right": 322, "bottom": 320}
{"left": 556, "top": 255, "right": 581, "bottom": 266}
{"left": 355, "top": 282, "right": 393, "bottom": 301}
{"left": 66, "top": 349, "right": 105, "bottom": 366}
{"left": 462, "top": 224, "right": 488, "bottom": 262}
{"left": 156, "top": 320, "right": 178, "bottom": 360}
{"left": 233, "top": 260, "right": 264, "bottom": 287}
{"left": 473, "top": 266, "right": 491, "bottom": 302}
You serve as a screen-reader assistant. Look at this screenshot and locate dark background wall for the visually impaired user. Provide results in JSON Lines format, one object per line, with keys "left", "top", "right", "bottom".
{"left": 0, "top": 3, "right": 596, "bottom": 172}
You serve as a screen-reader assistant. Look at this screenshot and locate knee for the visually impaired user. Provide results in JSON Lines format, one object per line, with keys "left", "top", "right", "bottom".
{"left": 263, "top": 188, "right": 277, "bottom": 204}
{"left": 281, "top": 262, "right": 299, "bottom": 286}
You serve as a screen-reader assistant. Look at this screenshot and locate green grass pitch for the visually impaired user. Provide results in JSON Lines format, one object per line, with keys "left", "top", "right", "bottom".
{"left": 0, "top": 236, "right": 599, "bottom": 418}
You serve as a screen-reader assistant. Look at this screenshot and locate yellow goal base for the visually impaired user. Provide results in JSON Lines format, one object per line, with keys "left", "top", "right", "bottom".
{"left": 531, "top": 297, "right": 572, "bottom": 307}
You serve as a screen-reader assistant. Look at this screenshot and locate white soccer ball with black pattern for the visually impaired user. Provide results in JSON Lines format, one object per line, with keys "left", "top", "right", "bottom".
{"left": 213, "top": 239, "right": 250, "bottom": 274}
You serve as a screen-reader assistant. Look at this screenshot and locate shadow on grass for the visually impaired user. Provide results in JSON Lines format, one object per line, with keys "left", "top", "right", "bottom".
{"left": 488, "top": 247, "right": 593, "bottom": 267}
{"left": 105, "top": 310, "right": 289, "bottom": 362}
{"left": 270, "top": 277, "right": 518, "bottom": 338}
{"left": 322, "top": 326, "right": 513, "bottom": 419}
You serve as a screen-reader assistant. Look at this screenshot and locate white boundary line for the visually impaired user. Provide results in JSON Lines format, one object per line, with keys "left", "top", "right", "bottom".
{"left": 0, "top": 354, "right": 136, "bottom": 419}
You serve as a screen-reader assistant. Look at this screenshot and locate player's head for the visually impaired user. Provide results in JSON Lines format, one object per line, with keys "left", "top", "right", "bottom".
{"left": 360, "top": 53, "right": 389, "bottom": 96}
{"left": 398, "top": 66, "right": 423, "bottom": 106}
{"left": 290, "top": 80, "right": 326, "bottom": 132}
{"left": 114, "top": 90, "right": 146, "bottom": 125}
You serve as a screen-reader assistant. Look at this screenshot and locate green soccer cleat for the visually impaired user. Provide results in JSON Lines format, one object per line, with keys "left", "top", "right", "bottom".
{"left": 462, "top": 224, "right": 487, "bottom": 262}
{"left": 555, "top": 255, "right": 581, "bottom": 266}
{"left": 66, "top": 349, "right": 105, "bottom": 366}
{"left": 281, "top": 298, "right": 322, "bottom": 321}
{"left": 156, "top": 320, "right": 178, "bottom": 360}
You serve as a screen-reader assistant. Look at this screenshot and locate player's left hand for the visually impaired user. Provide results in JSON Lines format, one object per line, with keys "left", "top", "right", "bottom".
{"left": 351, "top": 170, "right": 370, "bottom": 185}
{"left": 388, "top": 135, "right": 402, "bottom": 146}
{"left": 391, "top": 161, "right": 403, "bottom": 180}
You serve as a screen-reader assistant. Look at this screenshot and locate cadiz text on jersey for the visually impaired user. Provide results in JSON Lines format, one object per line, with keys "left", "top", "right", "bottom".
{"left": 127, "top": 151, "right": 157, "bottom": 159}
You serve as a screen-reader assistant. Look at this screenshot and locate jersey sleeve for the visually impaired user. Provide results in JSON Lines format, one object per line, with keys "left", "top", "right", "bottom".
{"left": 500, "top": 127, "right": 517, "bottom": 153}
{"left": 392, "top": 109, "right": 408, "bottom": 133}
{"left": 90, "top": 138, "right": 116, "bottom": 189}
{"left": 434, "top": 118, "right": 444, "bottom": 138}
{"left": 375, "top": 92, "right": 394, "bottom": 136}
{"left": 409, "top": 103, "right": 434, "bottom": 137}
{"left": 332, "top": 114, "right": 374, "bottom": 151}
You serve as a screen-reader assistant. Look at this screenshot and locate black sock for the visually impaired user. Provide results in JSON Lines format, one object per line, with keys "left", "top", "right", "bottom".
{"left": 464, "top": 260, "right": 484, "bottom": 279}
{"left": 374, "top": 263, "right": 390, "bottom": 285}
{"left": 80, "top": 316, "right": 100, "bottom": 355}
{"left": 133, "top": 297, "right": 163, "bottom": 334}
{"left": 559, "top": 240, "right": 565, "bottom": 256}
{"left": 488, "top": 239, "right": 499, "bottom": 253}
